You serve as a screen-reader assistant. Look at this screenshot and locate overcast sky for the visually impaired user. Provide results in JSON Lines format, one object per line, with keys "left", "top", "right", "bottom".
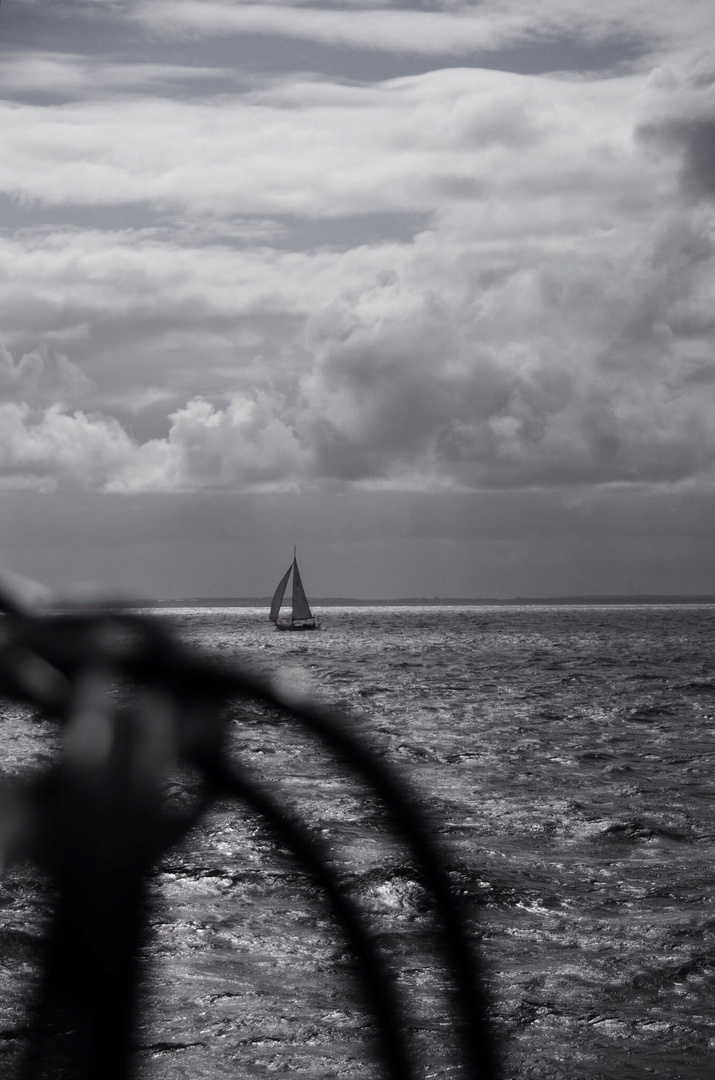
{"left": 1, "top": 0, "right": 714, "bottom": 599}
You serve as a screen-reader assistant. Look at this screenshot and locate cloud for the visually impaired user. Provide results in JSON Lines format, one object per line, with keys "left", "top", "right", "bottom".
{"left": 636, "top": 53, "right": 715, "bottom": 199}
{"left": 5, "top": 0, "right": 711, "bottom": 61}
{"left": 131, "top": 0, "right": 712, "bottom": 60}
{"left": 0, "top": 344, "right": 93, "bottom": 405}
{"left": 0, "top": 58, "right": 671, "bottom": 279}
{"left": 0, "top": 389, "right": 308, "bottom": 494}
{"left": 12, "top": 192, "right": 709, "bottom": 498}
{"left": 2, "top": 30, "right": 714, "bottom": 499}
{"left": 134, "top": 1, "right": 538, "bottom": 55}
{"left": 292, "top": 208, "right": 715, "bottom": 489}
{"left": 0, "top": 52, "right": 235, "bottom": 99}
{"left": 109, "top": 392, "right": 308, "bottom": 492}
{"left": 0, "top": 65, "right": 646, "bottom": 220}
{"left": 0, "top": 403, "right": 136, "bottom": 491}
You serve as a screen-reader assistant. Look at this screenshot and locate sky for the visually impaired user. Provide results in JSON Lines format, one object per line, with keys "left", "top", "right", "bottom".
{"left": 1, "top": 0, "right": 715, "bottom": 599}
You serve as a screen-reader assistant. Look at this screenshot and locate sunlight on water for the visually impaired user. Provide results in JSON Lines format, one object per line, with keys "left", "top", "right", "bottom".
{"left": 0, "top": 604, "right": 713, "bottom": 1078}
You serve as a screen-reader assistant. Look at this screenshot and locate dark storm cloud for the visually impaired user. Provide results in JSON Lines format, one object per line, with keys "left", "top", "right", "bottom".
{"left": 645, "top": 117, "right": 715, "bottom": 200}
{"left": 636, "top": 54, "right": 715, "bottom": 199}
{"left": 683, "top": 118, "right": 715, "bottom": 197}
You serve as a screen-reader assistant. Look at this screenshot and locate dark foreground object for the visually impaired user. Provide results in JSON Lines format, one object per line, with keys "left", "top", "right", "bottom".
{"left": 0, "top": 581, "right": 498, "bottom": 1080}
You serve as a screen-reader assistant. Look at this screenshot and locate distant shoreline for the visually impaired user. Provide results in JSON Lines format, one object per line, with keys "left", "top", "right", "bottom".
{"left": 141, "top": 595, "right": 715, "bottom": 607}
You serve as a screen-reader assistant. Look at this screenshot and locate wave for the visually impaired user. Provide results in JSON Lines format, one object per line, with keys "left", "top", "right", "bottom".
{"left": 629, "top": 946, "right": 715, "bottom": 992}
{"left": 597, "top": 818, "right": 695, "bottom": 844}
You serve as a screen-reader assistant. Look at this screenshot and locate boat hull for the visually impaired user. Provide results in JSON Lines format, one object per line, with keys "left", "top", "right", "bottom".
{"left": 275, "top": 622, "right": 320, "bottom": 631}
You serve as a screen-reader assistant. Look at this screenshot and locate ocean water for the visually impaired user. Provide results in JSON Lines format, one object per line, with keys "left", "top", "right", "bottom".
{"left": 0, "top": 604, "right": 713, "bottom": 1079}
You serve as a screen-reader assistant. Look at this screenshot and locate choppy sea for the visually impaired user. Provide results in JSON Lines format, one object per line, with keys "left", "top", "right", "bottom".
{"left": 0, "top": 604, "right": 713, "bottom": 1079}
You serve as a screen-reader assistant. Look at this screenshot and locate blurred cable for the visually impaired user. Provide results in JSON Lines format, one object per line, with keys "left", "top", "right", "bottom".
{"left": 0, "top": 577, "right": 500, "bottom": 1080}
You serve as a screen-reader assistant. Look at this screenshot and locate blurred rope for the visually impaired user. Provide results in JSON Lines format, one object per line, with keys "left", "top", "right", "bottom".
{"left": 0, "top": 574, "right": 500, "bottom": 1080}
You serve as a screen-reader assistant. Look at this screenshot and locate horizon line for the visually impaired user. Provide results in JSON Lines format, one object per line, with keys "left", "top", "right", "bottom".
{"left": 143, "top": 593, "right": 715, "bottom": 606}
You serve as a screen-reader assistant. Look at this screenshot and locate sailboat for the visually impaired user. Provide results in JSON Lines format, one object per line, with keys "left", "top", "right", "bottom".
{"left": 269, "top": 548, "right": 321, "bottom": 631}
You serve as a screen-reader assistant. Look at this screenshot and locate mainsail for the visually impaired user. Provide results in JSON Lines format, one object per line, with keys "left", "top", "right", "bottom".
{"left": 291, "top": 558, "right": 313, "bottom": 622}
{"left": 269, "top": 565, "right": 292, "bottom": 624}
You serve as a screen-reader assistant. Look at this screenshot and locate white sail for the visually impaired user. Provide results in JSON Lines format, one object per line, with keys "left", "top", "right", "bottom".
{"left": 291, "top": 557, "right": 314, "bottom": 622}
{"left": 269, "top": 565, "right": 291, "bottom": 623}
